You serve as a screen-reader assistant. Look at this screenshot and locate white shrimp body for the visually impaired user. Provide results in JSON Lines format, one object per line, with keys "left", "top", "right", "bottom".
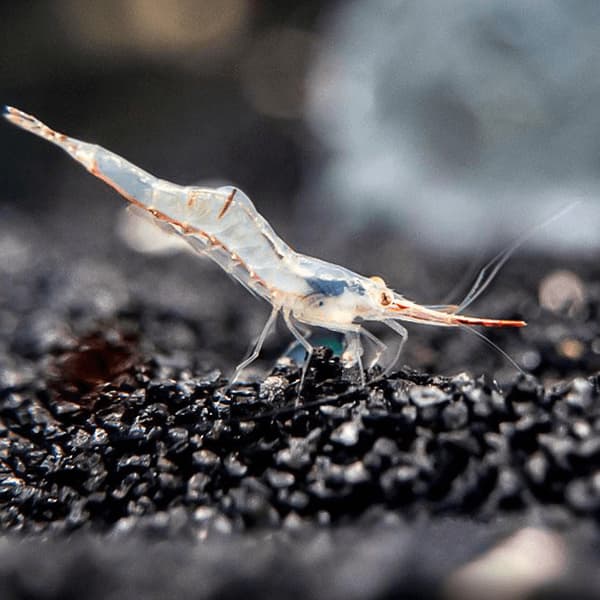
{"left": 4, "top": 106, "right": 526, "bottom": 388}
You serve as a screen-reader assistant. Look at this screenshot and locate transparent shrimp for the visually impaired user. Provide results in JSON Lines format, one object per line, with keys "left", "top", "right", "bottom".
{"left": 4, "top": 106, "right": 527, "bottom": 393}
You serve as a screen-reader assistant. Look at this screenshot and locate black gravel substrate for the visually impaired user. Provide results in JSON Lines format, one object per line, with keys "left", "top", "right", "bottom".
{"left": 3, "top": 347, "right": 600, "bottom": 535}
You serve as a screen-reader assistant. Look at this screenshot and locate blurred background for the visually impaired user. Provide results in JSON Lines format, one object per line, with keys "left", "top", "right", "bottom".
{"left": 1, "top": 0, "right": 599, "bottom": 377}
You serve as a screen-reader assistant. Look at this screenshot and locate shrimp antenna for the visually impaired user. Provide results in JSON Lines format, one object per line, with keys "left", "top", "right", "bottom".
{"left": 458, "top": 324, "right": 525, "bottom": 375}
{"left": 455, "top": 202, "right": 580, "bottom": 315}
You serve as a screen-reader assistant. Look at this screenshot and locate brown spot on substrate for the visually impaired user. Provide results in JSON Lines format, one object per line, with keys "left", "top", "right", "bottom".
{"left": 48, "top": 330, "right": 138, "bottom": 406}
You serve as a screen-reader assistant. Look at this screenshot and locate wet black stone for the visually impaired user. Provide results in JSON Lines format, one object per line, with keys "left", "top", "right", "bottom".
{"left": 126, "top": 423, "right": 148, "bottom": 441}
{"left": 186, "top": 473, "right": 210, "bottom": 502}
{"left": 380, "top": 465, "right": 418, "bottom": 501}
{"left": 497, "top": 468, "right": 522, "bottom": 496}
{"left": 117, "top": 455, "right": 152, "bottom": 471}
{"left": 283, "top": 490, "right": 310, "bottom": 510}
{"left": 307, "top": 480, "right": 336, "bottom": 501}
{"left": 341, "top": 461, "right": 370, "bottom": 485}
{"left": 437, "top": 430, "right": 481, "bottom": 456}
{"left": 0, "top": 476, "right": 25, "bottom": 501}
{"left": 224, "top": 455, "right": 248, "bottom": 478}
{"left": 509, "top": 414, "right": 552, "bottom": 451}
{"left": 538, "top": 434, "right": 574, "bottom": 470}
{"left": 265, "top": 469, "right": 295, "bottom": 489}
{"left": 573, "top": 436, "right": 600, "bottom": 461}
{"left": 409, "top": 385, "right": 449, "bottom": 408}
{"left": 371, "top": 437, "right": 400, "bottom": 458}
{"left": 192, "top": 449, "right": 220, "bottom": 471}
{"left": 166, "top": 428, "right": 189, "bottom": 453}
{"left": 508, "top": 375, "right": 544, "bottom": 404}
{"left": 401, "top": 404, "right": 418, "bottom": 423}
{"left": 330, "top": 420, "right": 360, "bottom": 446}
{"left": 565, "top": 477, "right": 600, "bottom": 512}
{"left": 146, "top": 382, "right": 179, "bottom": 403}
{"left": 52, "top": 400, "right": 83, "bottom": 416}
{"left": 441, "top": 400, "right": 469, "bottom": 429}
{"left": 564, "top": 378, "right": 594, "bottom": 411}
{"left": 158, "top": 472, "right": 180, "bottom": 491}
{"left": 228, "top": 483, "right": 279, "bottom": 528}
{"left": 471, "top": 394, "right": 492, "bottom": 419}
{"left": 525, "top": 452, "right": 549, "bottom": 486}
{"left": 276, "top": 438, "right": 315, "bottom": 471}
{"left": 90, "top": 428, "right": 109, "bottom": 446}
{"left": 112, "top": 473, "right": 141, "bottom": 501}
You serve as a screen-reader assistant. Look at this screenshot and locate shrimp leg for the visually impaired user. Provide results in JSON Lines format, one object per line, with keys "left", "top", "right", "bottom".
{"left": 231, "top": 307, "right": 279, "bottom": 383}
{"left": 283, "top": 311, "right": 314, "bottom": 402}
{"left": 343, "top": 330, "right": 366, "bottom": 388}
{"left": 379, "top": 320, "right": 408, "bottom": 379}
{"left": 360, "top": 327, "right": 389, "bottom": 369}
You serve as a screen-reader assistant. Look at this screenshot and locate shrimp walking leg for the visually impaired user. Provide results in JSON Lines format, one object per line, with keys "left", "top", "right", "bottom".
{"left": 360, "top": 328, "right": 389, "bottom": 370}
{"left": 294, "top": 322, "right": 312, "bottom": 340}
{"left": 379, "top": 320, "right": 408, "bottom": 379}
{"left": 343, "top": 331, "right": 366, "bottom": 388}
{"left": 231, "top": 308, "right": 279, "bottom": 383}
{"left": 283, "top": 311, "right": 314, "bottom": 402}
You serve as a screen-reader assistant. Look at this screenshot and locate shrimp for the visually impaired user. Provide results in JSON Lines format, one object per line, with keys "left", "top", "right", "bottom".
{"left": 4, "top": 106, "right": 526, "bottom": 393}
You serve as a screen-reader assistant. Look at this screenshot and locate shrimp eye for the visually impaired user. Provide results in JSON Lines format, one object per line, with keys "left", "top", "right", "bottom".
{"left": 380, "top": 291, "right": 392, "bottom": 306}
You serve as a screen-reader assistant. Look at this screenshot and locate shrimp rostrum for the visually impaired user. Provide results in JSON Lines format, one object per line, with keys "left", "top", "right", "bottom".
{"left": 4, "top": 107, "right": 526, "bottom": 391}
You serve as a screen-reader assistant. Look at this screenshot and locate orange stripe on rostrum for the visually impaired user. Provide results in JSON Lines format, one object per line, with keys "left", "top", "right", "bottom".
{"left": 484, "top": 319, "right": 526, "bottom": 328}
{"left": 452, "top": 315, "right": 527, "bottom": 328}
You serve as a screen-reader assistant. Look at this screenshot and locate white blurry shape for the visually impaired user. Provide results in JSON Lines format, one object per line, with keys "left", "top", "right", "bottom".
{"left": 0, "top": 233, "right": 31, "bottom": 275}
{"left": 539, "top": 270, "right": 586, "bottom": 315}
{"left": 62, "top": 260, "right": 130, "bottom": 317}
{"left": 241, "top": 28, "right": 318, "bottom": 119}
{"left": 58, "top": 0, "right": 249, "bottom": 61}
{"left": 307, "top": 0, "right": 600, "bottom": 251}
{"left": 117, "top": 209, "right": 189, "bottom": 255}
{"left": 445, "top": 527, "right": 567, "bottom": 600}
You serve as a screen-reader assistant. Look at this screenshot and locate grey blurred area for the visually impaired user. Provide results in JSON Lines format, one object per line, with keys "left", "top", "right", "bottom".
{"left": 307, "top": 0, "right": 600, "bottom": 252}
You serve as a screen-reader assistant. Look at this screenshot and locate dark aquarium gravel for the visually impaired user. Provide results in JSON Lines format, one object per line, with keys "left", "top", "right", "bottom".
{"left": 3, "top": 343, "right": 600, "bottom": 535}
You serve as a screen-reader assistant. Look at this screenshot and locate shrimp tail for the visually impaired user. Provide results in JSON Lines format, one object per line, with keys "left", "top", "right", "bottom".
{"left": 4, "top": 106, "right": 64, "bottom": 144}
{"left": 4, "top": 106, "right": 162, "bottom": 209}
{"left": 4, "top": 105, "right": 97, "bottom": 170}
